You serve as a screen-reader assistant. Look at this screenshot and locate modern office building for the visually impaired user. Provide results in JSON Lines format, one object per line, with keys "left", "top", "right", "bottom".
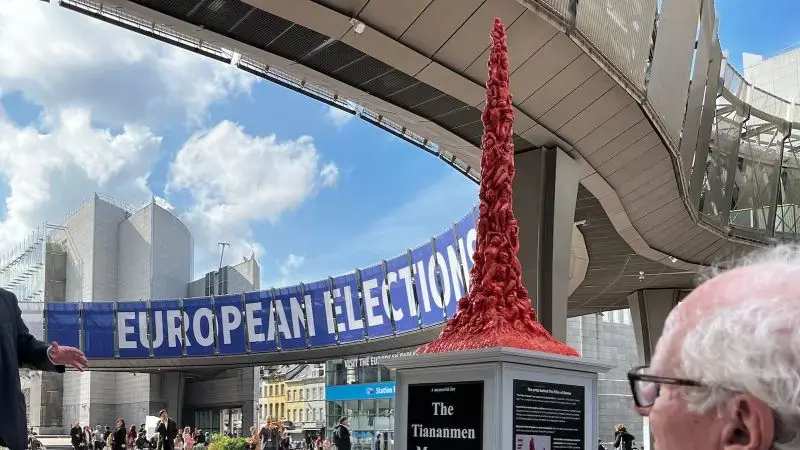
{"left": 11, "top": 194, "right": 261, "bottom": 433}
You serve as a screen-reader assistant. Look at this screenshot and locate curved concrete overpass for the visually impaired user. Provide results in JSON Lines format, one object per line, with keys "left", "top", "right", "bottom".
{"left": 33, "top": 0, "right": 798, "bottom": 370}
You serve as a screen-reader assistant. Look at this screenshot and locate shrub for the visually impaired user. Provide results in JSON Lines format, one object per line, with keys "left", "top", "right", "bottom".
{"left": 207, "top": 433, "right": 250, "bottom": 450}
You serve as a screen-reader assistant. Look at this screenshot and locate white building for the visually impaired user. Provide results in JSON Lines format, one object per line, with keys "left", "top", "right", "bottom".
{"left": 12, "top": 194, "right": 261, "bottom": 433}
{"left": 743, "top": 50, "right": 800, "bottom": 103}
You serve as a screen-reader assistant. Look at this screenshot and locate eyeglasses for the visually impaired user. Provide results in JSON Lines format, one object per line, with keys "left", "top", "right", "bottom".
{"left": 627, "top": 365, "right": 704, "bottom": 408}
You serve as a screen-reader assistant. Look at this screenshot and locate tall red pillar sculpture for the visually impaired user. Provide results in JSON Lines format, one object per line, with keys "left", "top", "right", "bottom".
{"left": 417, "top": 19, "right": 578, "bottom": 357}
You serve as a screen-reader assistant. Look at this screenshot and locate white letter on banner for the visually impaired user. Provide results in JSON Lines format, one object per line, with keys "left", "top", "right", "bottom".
{"left": 447, "top": 245, "right": 464, "bottom": 299}
{"left": 267, "top": 304, "right": 277, "bottom": 342}
{"left": 323, "top": 290, "right": 336, "bottom": 334}
{"left": 332, "top": 288, "right": 346, "bottom": 332}
{"left": 303, "top": 294, "right": 316, "bottom": 337}
{"left": 193, "top": 308, "right": 214, "bottom": 347}
{"left": 289, "top": 297, "right": 305, "bottom": 339}
{"left": 383, "top": 272, "right": 404, "bottom": 321}
{"left": 151, "top": 311, "right": 164, "bottom": 348}
{"left": 117, "top": 312, "right": 136, "bottom": 349}
{"left": 343, "top": 286, "right": 364, "bottom": 331}
{"left": 182, "top": 312, "right": 192, "bottom": 347}
{"left": 220, "top": 305, "right": 241, "bottom": 345}
{"left": 457, "top": 237, "right": 472, "bottom": 291}
{"left": 436, "top": 252, "right": 452, "bottom": 307}
{"left": 137, "top": 312, "right": 149, "bottom": 348}
{"left": 415, "top": 261, "right": 432, "bottom": 313}
{"left": 362, "top": 278, "right": 383, "bottom": 327}
{"left": 427, "top": 256, "right": 444, "bottom": 309}
{"left": 275, "top": 300, "right": 292, "bottom": 340}
{"left": 246, "top": 302, "right": 265, "bottom": 343}
{"left": 398, "top": 267, "right": 417, "bottom": 317}
{"left": 166, "top": 310, "right": 183, "bottom": 348}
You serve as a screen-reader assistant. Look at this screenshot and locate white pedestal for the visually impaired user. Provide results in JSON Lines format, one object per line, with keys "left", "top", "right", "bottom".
{"left": 383, "top": 347, "right": 611, "bottom": 450}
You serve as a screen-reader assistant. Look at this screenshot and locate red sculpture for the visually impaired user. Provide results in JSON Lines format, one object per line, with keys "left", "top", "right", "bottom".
{"left": 416, "top": 19, "right": 578, "bottom": 357}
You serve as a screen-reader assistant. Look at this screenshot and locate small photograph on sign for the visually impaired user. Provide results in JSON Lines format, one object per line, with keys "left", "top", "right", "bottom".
{"left": 516, "top": 435, "right": 551, "bottom": 450}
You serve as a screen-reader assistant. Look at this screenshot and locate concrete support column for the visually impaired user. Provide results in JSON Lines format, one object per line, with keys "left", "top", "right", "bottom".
{"left": 162, "top": 372, "right": 186, "bottom": 426}
{"left": 628, "top": 289, "right": 689, "bottom": 365}
{"left": 513, "top": 147, "right": 581, "bottom": 342}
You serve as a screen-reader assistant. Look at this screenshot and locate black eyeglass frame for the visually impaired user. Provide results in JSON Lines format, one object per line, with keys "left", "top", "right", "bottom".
{"left": 627, "top": 365, "right": 704, "bottom": 408}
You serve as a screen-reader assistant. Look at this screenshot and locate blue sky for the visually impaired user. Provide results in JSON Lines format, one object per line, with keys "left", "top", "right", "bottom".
{"left": 0, "top": 1, "right": 790, "bottom": 292}
{"left": 717, "top": 0, "right": 800, "bottom": 70}
{"left": 0, "top": 0, "right": 478, "bottom": 290}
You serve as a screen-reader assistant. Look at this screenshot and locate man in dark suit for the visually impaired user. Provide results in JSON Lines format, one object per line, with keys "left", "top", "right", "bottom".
{"left": 0, "top": 288, "right": 88, "bottom": 450}
{"left": 156, "top": 409, "right": 179, "bottom": 450}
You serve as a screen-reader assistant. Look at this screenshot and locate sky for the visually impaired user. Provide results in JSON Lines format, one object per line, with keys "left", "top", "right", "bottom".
{"left": 0, "top": 1, "right": 790, "bottom": 292}
{"left": 716, "top": 0, "right": 800, "bottom": 70}
{"left": 0, "top": 0, "right": 478, "bottom": 289}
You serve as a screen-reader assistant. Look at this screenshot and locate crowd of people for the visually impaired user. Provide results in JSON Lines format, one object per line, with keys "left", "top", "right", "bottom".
{"left": 66, "top": 409, "right": 204, "bottom": 450}
{"left": 246, "top": 416, "right": 353, "bottom": 450}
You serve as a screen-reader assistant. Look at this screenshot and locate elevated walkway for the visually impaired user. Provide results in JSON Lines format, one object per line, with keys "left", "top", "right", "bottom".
{"left": 22, "top": 0, "right": 798, "bottom": 369}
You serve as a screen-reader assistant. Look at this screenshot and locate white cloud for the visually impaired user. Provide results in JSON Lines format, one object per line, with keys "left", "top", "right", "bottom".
{"left": 325, "top": 106, "right": 355, "bottom": 128}
{"left": 167, "top": 121, "right": 336, "bottom": 275}
{"left": 280, "top": 254, "right": 305, "bottom": 276}
{"left": 0, "top": 0, "right": 256, "bottom": 128}
{"left": 319, "top": 162, "right": 340, "bottom": 187}
{"left": 0, "top": 107, "right": 162, "bottom": 251}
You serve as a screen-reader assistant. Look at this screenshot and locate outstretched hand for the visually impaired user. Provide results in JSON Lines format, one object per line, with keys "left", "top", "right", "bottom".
{"left": 49, "top": 341, "right": 88, "bottom": 371}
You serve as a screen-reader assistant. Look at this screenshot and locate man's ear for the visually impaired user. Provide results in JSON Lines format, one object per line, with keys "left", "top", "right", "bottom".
{"left": 721, "top": 394, "right": 774, "bottom": 450}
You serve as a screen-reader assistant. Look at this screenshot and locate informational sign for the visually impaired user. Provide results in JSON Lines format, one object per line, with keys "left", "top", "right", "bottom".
{"left": 512, "top": 380, "right": 585, "bottom": 450}
{"left": 407, "top": 381, "right": 483, "bottom": 450}
{"left": 325, "top": 382, "right": 396, "bottom": 401}
{"left": 43, "top": 210, "right": 479, "bottom": 360}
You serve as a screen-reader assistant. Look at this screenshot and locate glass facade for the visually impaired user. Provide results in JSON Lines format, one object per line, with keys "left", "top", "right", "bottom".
{"left": 325, "top": 352, "right": 413, "bottom": 450}
{"left": 689, "top": 60, "right": 800, "bottom": 241}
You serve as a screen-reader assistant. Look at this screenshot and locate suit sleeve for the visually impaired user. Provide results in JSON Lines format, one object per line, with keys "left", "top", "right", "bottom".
{"left": 11, "top": 290, "right": 65, "bottom": 373}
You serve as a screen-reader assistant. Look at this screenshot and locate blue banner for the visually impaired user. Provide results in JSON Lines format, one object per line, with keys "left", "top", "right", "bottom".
{"left": 330, "top": 273, "right": 365, "bottom": 344}
{"left": 149, "top": 299, "right": 183, "bottom": 358}
{"left": 274, "top": 286, "right": 308, "bottom": 350}
{"left": 359, "top": 265, "right": 393, "bottom": 339}
{"left": 410, "top": 242, "right": 445, "bottom": 326}
{"left": 45, "top": 303, "right": 80, "bottom": 348}
{"left": 455, "top": 212, "right": 477, "bottom": 290}
{"left": 325, "top": 382, "right": 396, "bottom": 401}
{"left": 116, "top": 301, "right": 150, "bottom": 358}
{"left": 214, "top": 294, "right": 247, "bottom": 355}
{"left": 384, "top": 253, "right": 419, "bottom": 334}
{"left": 82, "top": 302, "right": 115, "bottom": 358}
{"left": 434, "top": 228, "right": 465, "bottom": 318}
{"left": 304, "top": 280, "right": 336, "bottom": 347}
{"left": 183, "top": 297, "right": 215, "bottom": 356}
{"left": 244, "top": 290, "right": 277, "bottom": 353}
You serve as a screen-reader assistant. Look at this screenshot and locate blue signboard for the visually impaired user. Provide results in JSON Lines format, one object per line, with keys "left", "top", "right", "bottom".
{"left": 410, "top": 242, "right": 445, "bottom": 326}
{"left": 325, "top": 382, "right": 396, "bottom": 401}
{"left": 330, "top": 273, "right": 365, "bottom": 344}
{"left": 384, "top": 253, "right": 419, "bottom": 334}
{"left": 82, "top": 302, "right": 115, "bottom": 358}
{"left": 45, "top": 207, "right": 478, "bottom": 361}
{"left": 182, "top": 297, "right": 215, "bottom": 357}
{"left": 274, "top": 286, "right": 308, "bottom": 351}
{"left": 116, "top": 301, "right": 150, "bottom": 358}
{"left": 359, "top": 264, "right": 393, "bottom": 339}
{"left": 244, "top": 290, "right": 278, "bottom": 353}
{"left": 45, "top": 303, "right": 80, "bottom": 348}
{"left": 214, "top": 294, "right": 247, "bottom": 355}
{"left": 149, "top": 299, "right": 184, "bottom": 358}
{"left": 455, "top": 212, "right": 477, "bottom": 291}
{"left": 304, "top": 280, "right": 337, "bottom": 347}
{"left": 434, "top": 228, "right": 465, "bottom": 318}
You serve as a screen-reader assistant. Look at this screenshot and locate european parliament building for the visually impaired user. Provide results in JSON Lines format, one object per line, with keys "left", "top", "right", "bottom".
{"left": 14, "top": 195, "right": 260, "bottom": 433}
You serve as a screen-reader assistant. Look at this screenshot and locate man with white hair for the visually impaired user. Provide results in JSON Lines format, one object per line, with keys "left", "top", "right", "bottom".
{"left": 628, "top": 245, "right": 800, "bottom": 450}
